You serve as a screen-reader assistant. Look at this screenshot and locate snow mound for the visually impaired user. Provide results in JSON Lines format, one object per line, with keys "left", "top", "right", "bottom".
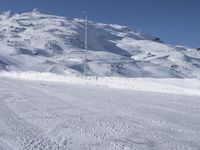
{"left": 0, "top": 71, "right": 200, "bottom": 96}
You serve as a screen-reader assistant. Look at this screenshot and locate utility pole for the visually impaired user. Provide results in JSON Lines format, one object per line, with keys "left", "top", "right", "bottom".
{"left": 83, "top": 11, "right": 88, "bottom": 76}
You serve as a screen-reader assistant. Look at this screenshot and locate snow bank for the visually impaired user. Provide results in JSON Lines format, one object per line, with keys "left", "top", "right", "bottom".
{"left": 0, "top": 71, "right": 200, "bottom": 96}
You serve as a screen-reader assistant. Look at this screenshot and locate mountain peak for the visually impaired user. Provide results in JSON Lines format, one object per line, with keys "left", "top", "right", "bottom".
{"left": 32, "top": 8, "right": 40, "bottom": 12}
{"left": 0, "top": 10, "right": 13, "bottom": 20}
{"left": 32, "top": 8, "right": 50, "bottom": 14}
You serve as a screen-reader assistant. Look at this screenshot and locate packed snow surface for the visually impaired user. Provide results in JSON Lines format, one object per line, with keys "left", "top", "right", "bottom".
{"left": 0, "top": 76, "right": 200, "bottom": 150}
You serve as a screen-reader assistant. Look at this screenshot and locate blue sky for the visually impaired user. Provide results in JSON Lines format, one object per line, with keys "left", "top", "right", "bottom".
{"left": 0, "top": 0, "right": 199, "bottom": 48}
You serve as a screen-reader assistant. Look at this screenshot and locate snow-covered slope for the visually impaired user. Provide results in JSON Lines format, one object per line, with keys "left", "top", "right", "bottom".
{"left": 0, "top": 77, "right": 200, "bottom": 150}
{"left": 1, "top": 71, "right": 200, "bottom": 96}
{"left": 0, "top": 10, "right": 200, "bottom": 78}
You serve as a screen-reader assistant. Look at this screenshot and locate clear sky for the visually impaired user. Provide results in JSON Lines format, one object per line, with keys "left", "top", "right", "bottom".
{"left": 0, "top": 0, "right": 199, "bottom": 48}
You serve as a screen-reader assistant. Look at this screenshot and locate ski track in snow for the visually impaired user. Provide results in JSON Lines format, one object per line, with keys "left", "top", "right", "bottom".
{"left": 0, "top": 81, "right": 60, "bottom": 150}
{"left": 0, "top": 77, "right": 200, "bottom": 150}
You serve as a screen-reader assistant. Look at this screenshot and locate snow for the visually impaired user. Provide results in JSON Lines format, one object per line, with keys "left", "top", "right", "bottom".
{"left": 0, "top": 10, "right": 200, "bottom": 150}
{"left": 0, "top": 71, "right": 200, "bottom": 96}
{"left": 0, "top": 10, "right": 199, "bottom": 78}
{"left": 0, "top": 77, "right": 200, "bottom": 150}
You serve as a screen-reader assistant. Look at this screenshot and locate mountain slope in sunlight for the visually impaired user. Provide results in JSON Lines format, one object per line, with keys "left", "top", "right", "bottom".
{"left": 0, "top": 10, "right": 199, "bottom": 78}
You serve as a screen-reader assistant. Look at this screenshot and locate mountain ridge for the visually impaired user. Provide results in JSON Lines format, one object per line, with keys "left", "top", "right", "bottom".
{"left": 0, "top": 10, "right": 199, "bottom": 78}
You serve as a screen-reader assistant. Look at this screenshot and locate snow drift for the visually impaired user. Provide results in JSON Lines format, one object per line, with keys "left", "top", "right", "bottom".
{"left": 0, "top": 71, "right": 200, "bottom": 96}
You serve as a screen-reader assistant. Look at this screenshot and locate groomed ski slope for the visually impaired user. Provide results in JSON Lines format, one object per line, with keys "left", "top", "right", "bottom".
{"left": 0, "top": 72, "right": 200, "bottom": 150}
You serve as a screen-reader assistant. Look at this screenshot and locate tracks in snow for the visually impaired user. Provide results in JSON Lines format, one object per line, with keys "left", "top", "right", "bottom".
{"left": 0, "top": 80, "right": 60, "bottom": 150}
{"left": 0, "top": 78, "right": 200, "bottom": 149}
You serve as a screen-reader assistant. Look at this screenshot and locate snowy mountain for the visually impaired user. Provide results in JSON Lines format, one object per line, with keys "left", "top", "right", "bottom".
{"left": 1, "top": 10, "right": 200, "bottom": 150}
{"left": 0, "top": 10, "right": 200, "bottom": 78}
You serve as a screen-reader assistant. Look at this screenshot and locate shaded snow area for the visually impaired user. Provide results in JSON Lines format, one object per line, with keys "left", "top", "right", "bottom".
{"left": 0, "top": 77, "right": 200, "bottom": 150}
{"left": 0, "top": 10, "right": 200, "bottom": 78}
